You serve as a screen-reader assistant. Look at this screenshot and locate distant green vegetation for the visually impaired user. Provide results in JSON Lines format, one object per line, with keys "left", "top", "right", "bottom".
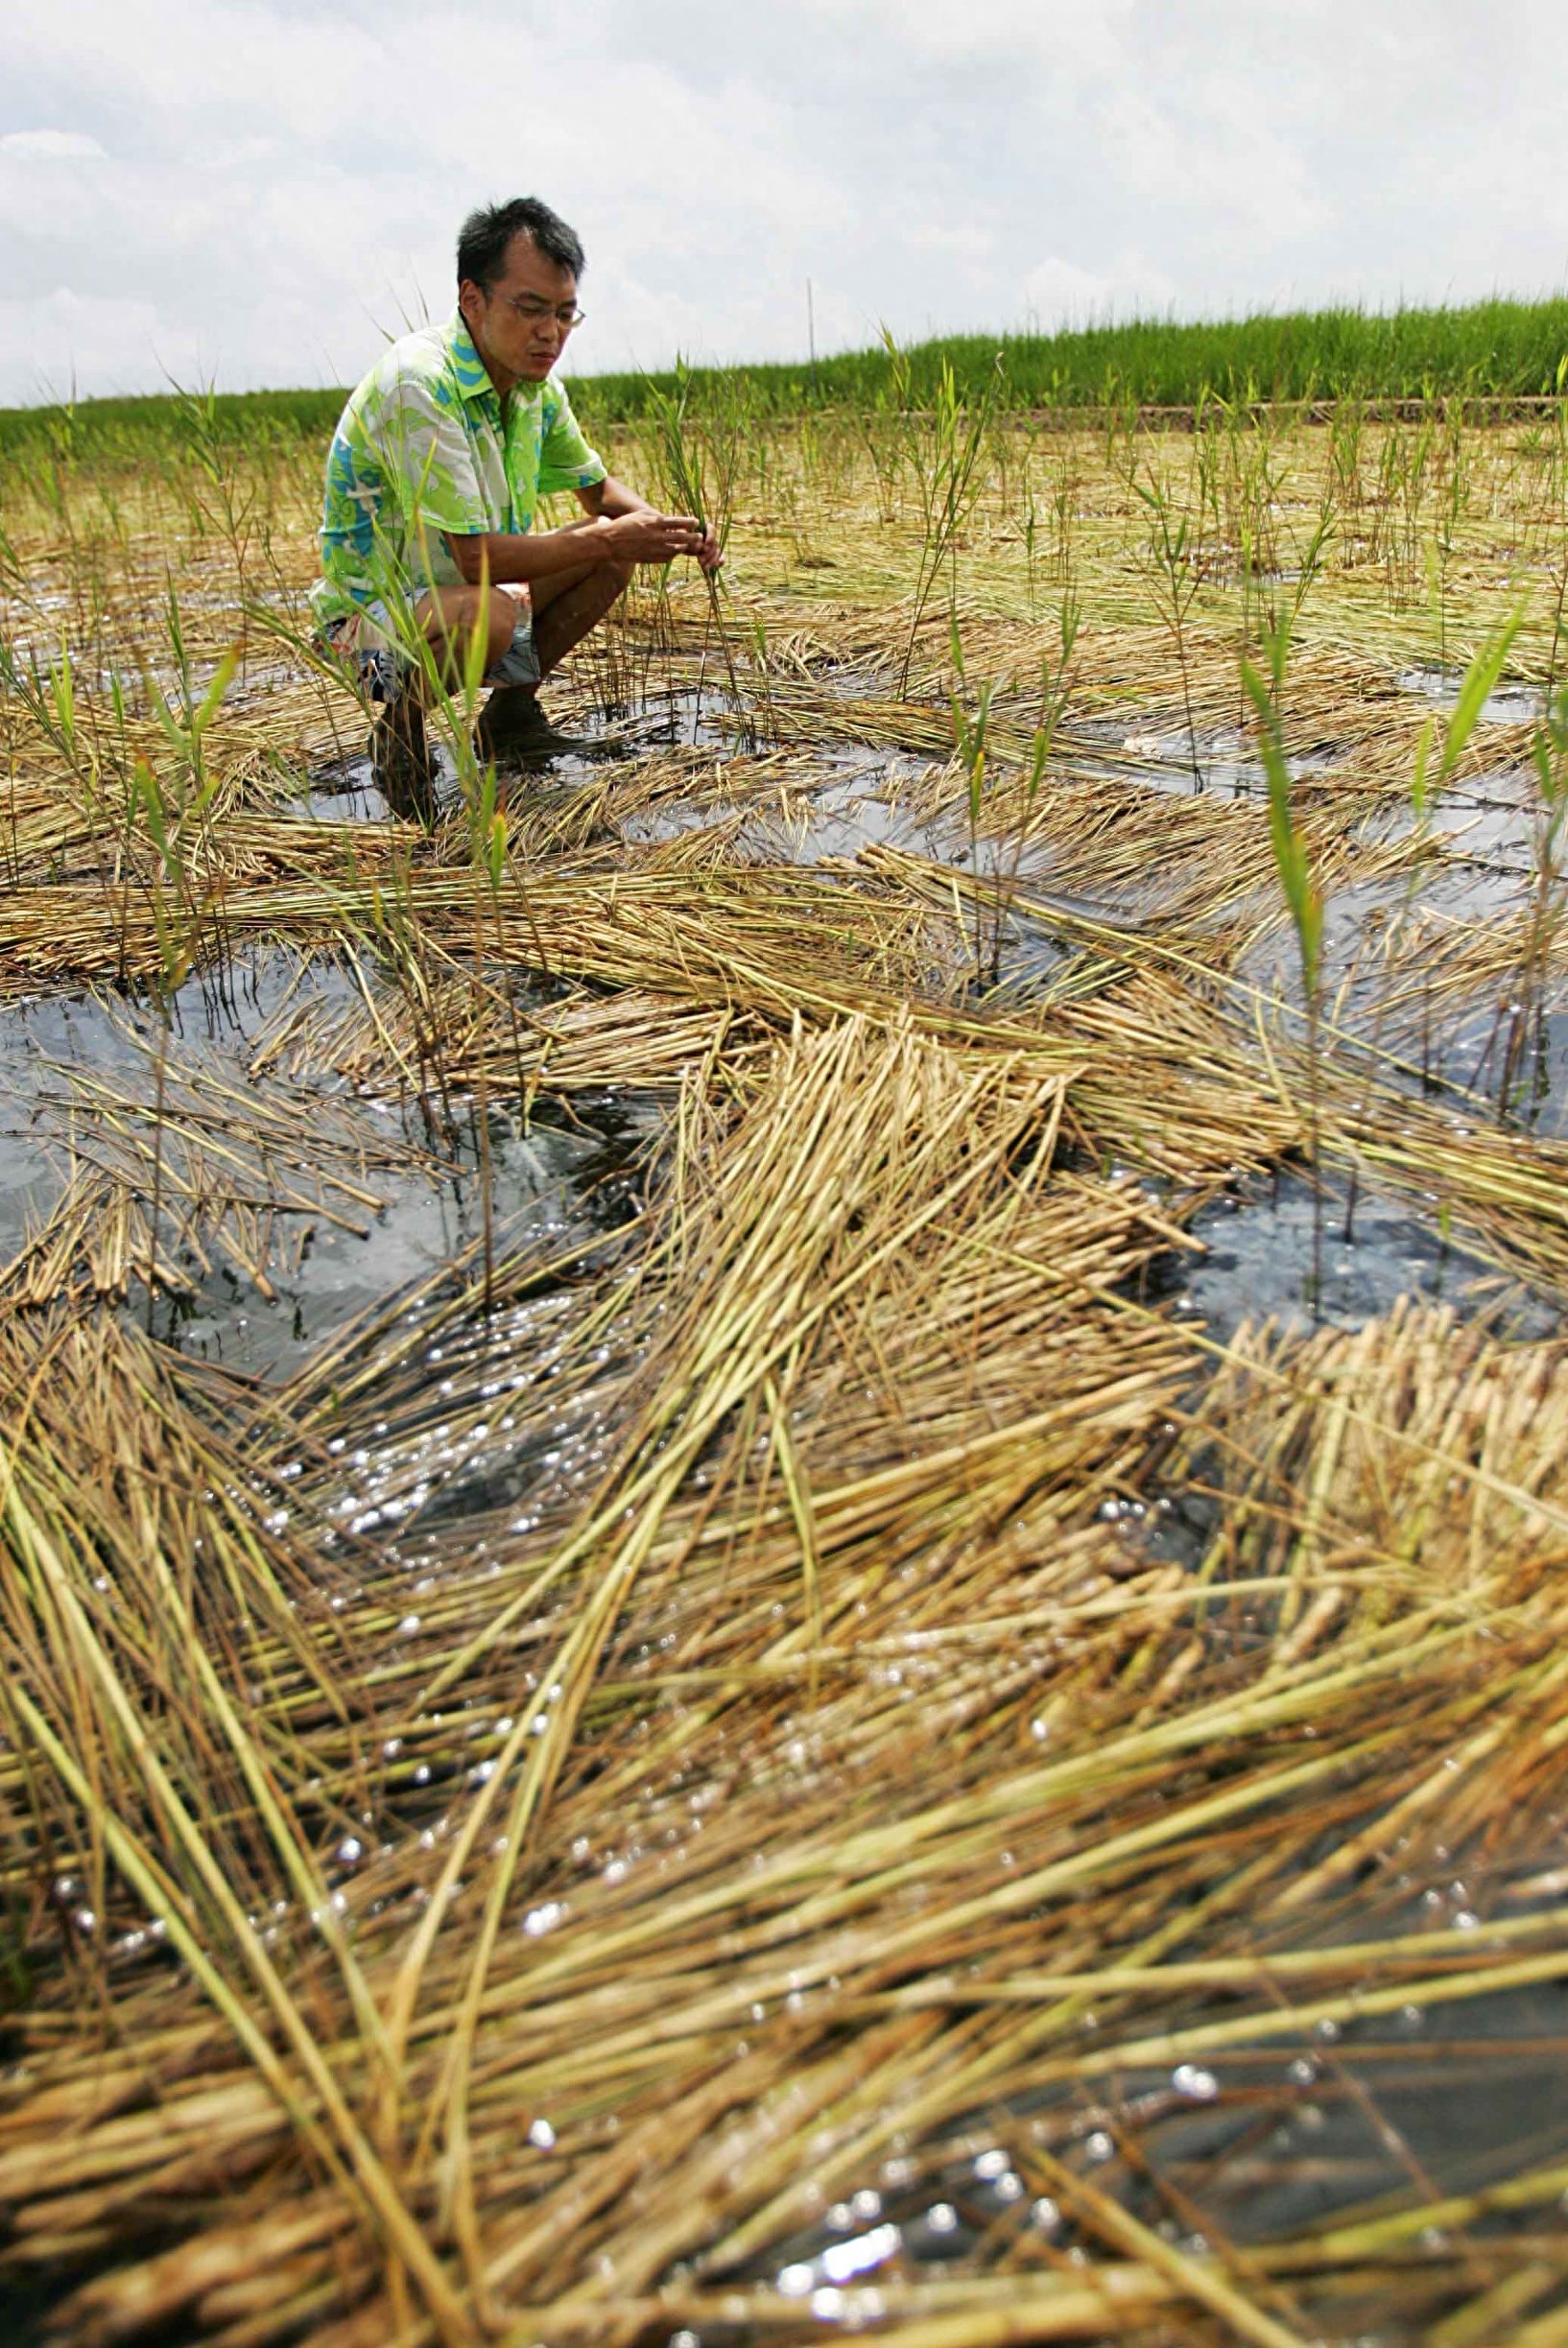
{"left": 4, "top": 297, "right": 1568, "bottom": 467}
{"left": 585, "top": 296, "right": 1568, "bottom": 420}
{"left": 0, "top": 384, "right": 344, "bottom": 469}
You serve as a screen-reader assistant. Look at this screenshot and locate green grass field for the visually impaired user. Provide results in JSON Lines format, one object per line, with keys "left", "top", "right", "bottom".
{"left": 4, "top": 294, "right": 1567, "bottom": 467}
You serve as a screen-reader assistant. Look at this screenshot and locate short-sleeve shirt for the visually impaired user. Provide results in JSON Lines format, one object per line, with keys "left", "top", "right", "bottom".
{"left": 311, "top": 313, "right": 606, "bottom": 628}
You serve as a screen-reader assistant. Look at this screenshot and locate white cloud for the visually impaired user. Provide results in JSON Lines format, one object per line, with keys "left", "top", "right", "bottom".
{"left": 0, "top": 129, "right": 106, "bottom": 160}
{"left": 0, "top": 290, "right": 192, "bottom": 405}
{"left": 1021, "top": 258, "right": 1116, "bottom": 328}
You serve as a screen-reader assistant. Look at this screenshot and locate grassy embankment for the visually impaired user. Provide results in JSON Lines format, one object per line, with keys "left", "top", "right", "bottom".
{"left": 2, "top": 294, "right": 1568, "bottom": 470}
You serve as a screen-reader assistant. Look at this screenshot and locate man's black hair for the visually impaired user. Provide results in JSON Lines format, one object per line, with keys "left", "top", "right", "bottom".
{"left": 457, "top": 198, "right": 584, "bottom": 293}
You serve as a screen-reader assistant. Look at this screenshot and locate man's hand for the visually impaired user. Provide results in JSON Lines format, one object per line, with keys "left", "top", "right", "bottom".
{"left": 601, "top": 510, "right": 710, "bottom": 565}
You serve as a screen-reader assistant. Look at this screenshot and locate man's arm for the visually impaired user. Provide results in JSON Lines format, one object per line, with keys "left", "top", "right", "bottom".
{"left": 576, "top": 473, "right": 654, "bottom": 521}
{"left": 443, "top": 491, "right": 714, "bottom": 586}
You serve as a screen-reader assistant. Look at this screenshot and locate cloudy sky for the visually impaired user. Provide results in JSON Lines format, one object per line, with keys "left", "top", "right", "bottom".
{"left": 2, "top": 0, "right": 1564, "bottom": 409}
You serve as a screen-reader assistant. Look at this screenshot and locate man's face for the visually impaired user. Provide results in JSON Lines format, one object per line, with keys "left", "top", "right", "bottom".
{"left": 462, "top": 233, "right": 580, "bottom": 390}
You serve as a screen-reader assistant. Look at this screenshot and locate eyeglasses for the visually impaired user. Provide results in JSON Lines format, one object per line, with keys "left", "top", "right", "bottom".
{"left": 498, "top": 294, "right": 585, "bottom": 332}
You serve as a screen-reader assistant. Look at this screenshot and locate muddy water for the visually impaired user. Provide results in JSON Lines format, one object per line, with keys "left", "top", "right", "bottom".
{"left": 0, "top": 949, "right": 645, "bottom": 1382}
{"left": 5, "top": 707, "right": 1566, "bottom": 2348}
{"left": 741, "top": 1962, "right": 1568, "bottom": 2326}
{"left": 3, "top": 698, "right": 1556, "bottom": 1370}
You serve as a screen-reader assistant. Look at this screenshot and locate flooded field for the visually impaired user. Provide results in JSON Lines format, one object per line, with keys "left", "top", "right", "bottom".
{"left": 4, "top": 393, "right": 1568, "bottom": 2345}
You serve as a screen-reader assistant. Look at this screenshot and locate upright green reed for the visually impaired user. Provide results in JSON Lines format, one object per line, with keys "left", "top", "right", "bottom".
{"left": 1242, "top": 614, "right": 1325, "bottom": 1310}
{"left": 1541, "top": 360, "right": 1568, "bottom": 713}
{"left": 130, "top": 627, "right": 238, "bottom": 1323}
{"left": 1503, "top": 681, "right": 1568, "bottom": 1115}
{"left": 1340, "top": 615, "right": 1524, "bottom": 1241}
{"left": 949, "top": 594, "right": 1080, "bottom": 984}
{"left": 1129, "top": 450, "right": 1204, "bottom": 789}
{"left": 948, "top": 617, "right": 996, "bottom": 975}
{"left": 1427, "top": 399, "right": 1473, "bottom": 670}
{"left": 883, "top": 332, "right": 1003, "bottom": 696}
{"left": 642, "top": 361, "right": 748, "bottom": 741}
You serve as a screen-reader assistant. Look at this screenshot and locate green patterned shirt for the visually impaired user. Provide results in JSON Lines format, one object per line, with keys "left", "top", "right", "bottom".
{"left": 312, "top": 313, "right": 606, "bottom": 627}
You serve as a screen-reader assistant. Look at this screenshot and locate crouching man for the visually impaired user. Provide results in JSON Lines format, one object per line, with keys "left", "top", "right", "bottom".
{"left": 311, "top": 195, "right": 719, "bottom": 813}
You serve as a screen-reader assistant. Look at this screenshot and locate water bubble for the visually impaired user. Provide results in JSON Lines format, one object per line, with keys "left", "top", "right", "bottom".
{"left": 336, "top": 1838, "right": 364, "bottom": 1866}
{"left": 527, "top": 2117, "right": 556, "bottom": 2149}
{"left": 777, "top": 2263, "right": 815, "bottom": 2297}
{"left": 1289, "top": 2056, "right": 1318, "bottom": 2084}
{"left": 1451, "top": 1909, "right": 1480, "bottom": 1931}
{"left": 925, "top": 2201, "right": 958, "bottom": 2234}
{"left": 973, "top": 2148, "right": 1010, "bottom": 2180}
{"left": 827, "top": 2201, "right": 854, "bottom": 2231}
{"left": 396, "top": 1614, "right": 421, "bottom": 1638}
{"left": 1314, "top": 2016, "right": 1342, "bottom": 2041}
{"left": 1084, "top": 2130, "right": 1115, "bottom": 2164}
{"left": 821, "top": 2222, "right": 901, "bottom": 2283}
{"left": 1030, "top": 2195, "right": 1060, "bottom": 2232}
{"left": 849, "top": 2188, "right": 881, "bottom": 2222}
{"left": 1172, "top": 2063, "right": 1219, "bottom": 2101}
{"left": 993, "top": 2170, "right": 1023, "bottom": 2202}
{"left": 522, "top": 1901, "right": 566, "bottom": 1938}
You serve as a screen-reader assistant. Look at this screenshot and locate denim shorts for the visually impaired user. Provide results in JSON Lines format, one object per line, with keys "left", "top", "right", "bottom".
{"left": 320, "top": 591, "right": 540, "bottom": 702}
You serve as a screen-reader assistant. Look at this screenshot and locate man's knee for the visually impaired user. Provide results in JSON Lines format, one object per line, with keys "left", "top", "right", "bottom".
{"left": 485, "top": 591, "right": 521, "bottom": 666}
{"left": 423, "top": 584, "right": 516, "bottom": 667}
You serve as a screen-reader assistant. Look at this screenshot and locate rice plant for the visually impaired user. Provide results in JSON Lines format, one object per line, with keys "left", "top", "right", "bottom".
{"left": 1242, "top": 612, "right": 1325, "bottom": 1305}
{"left": 641, "top": 358, "right": 748, "bottom": 739}
{"left": 883, "top": 329, "right": 1004, "bottom": 694}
